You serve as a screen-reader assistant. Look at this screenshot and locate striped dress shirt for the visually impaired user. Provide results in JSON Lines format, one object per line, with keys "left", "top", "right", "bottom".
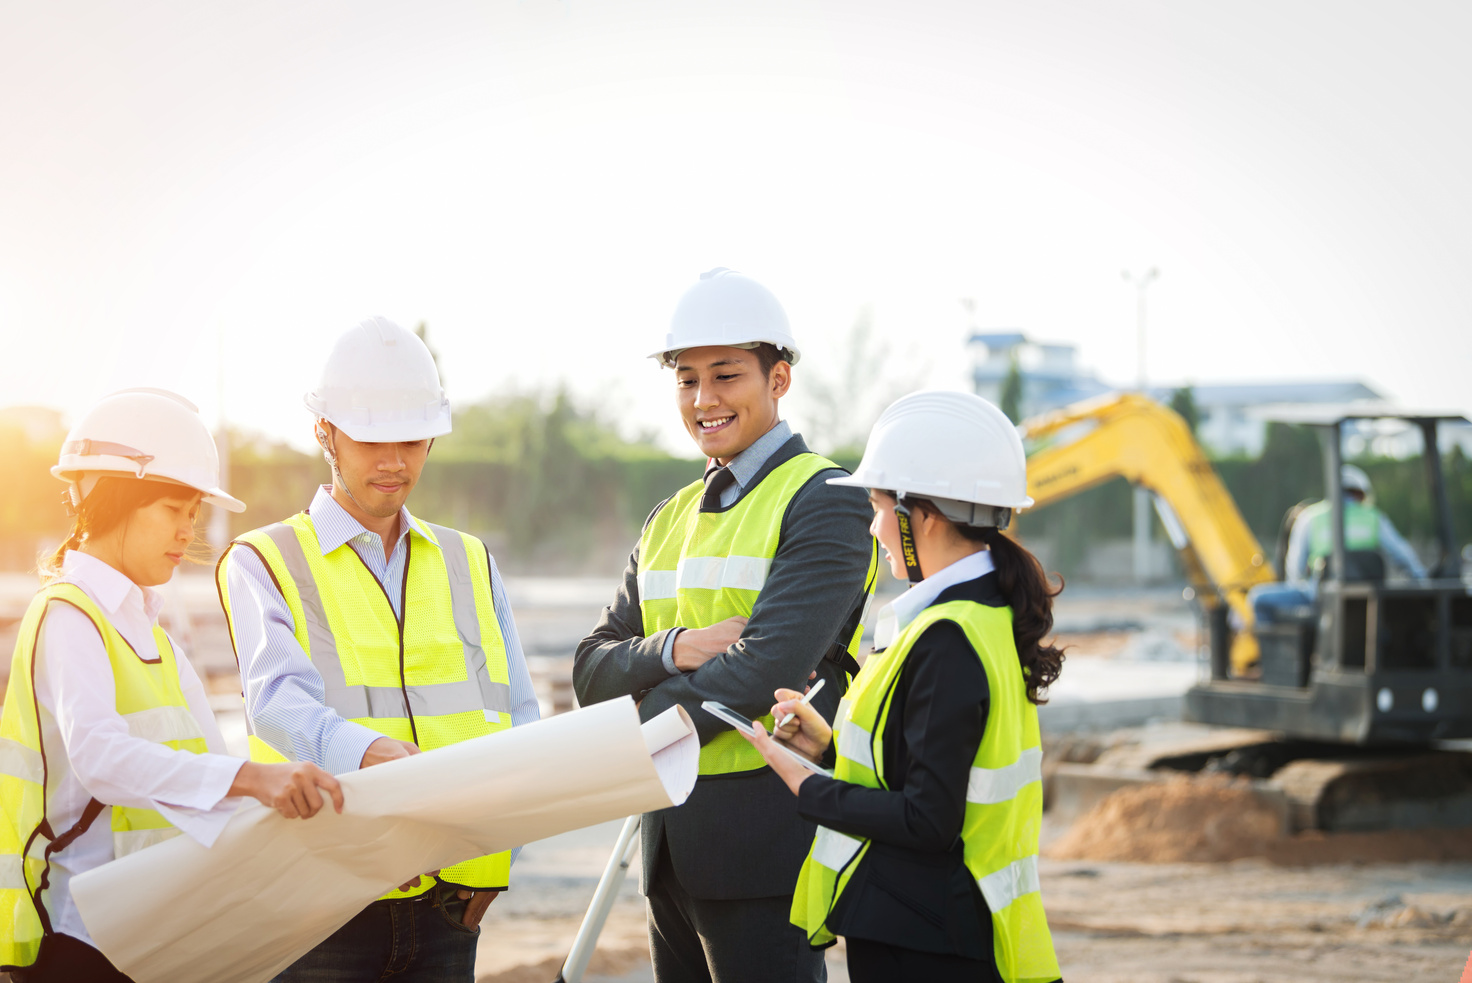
{"left": 223, "top": 485, "right": 541, "bottom": 777}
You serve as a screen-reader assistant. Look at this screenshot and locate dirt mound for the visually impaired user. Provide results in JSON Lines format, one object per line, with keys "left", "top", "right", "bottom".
{"left": 1047, "top": 773, "right": 1472, "bottom": 865}
{"left": 1047, "top": 774, "right": 1281, "bottom": 863}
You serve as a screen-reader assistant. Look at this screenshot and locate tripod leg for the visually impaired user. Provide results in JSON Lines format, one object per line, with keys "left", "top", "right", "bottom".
{"left": 554, "top": 814, "right": 642, "bottom": 983}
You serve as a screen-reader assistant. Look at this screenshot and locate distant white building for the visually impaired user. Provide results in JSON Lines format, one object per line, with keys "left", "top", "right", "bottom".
{"left": 967, "top": 332, "right": 1109, "bottom": 421}
{"left": 966, "top": 332, "right": 1387, "bottom": 456}
{"left": 1148, "top": 381, "right": 1383, "bottom": 456}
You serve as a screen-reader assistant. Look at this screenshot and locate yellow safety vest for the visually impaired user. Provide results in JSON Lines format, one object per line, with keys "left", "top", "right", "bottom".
{"left": 1, "top": 583, "right": 208, "bottom": 971}
{"left": 217, "top": 513, "right": 514, "bottom": 894}
{"left": 789, "top": 598, "right": 1061, "bottom": 983}
{"left": 638, "top": 452, "right": 877, "bottom": 776}
{"left": 1305, "top": 499, "right": 1382, "bottom": 565}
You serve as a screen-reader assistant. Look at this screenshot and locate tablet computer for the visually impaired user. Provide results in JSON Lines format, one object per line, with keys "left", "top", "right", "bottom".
{"left": 700, "top": 701, "right": 834, "bottom": 777}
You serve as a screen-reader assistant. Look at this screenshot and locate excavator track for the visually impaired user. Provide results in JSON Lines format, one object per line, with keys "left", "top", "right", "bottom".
{"left": 1268, "top": 752, "right": 1472, "bottom": 832}
{"left": 1147, "top": 737, "right": 1472, "bottom": 832}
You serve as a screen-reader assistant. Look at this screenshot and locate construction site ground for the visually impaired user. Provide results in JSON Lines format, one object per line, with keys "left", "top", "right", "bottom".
{"left": 2, "top": 576, "right": 1469, "bottom": 981}
{"left": 476, "top": 817, "right": 1472, "bottom": 983}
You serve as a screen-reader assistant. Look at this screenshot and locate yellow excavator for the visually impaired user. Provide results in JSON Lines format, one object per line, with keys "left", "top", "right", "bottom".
{"left": 1021, "top": 392, "right": 1274, "bottom": 676}
{"left": 1017, "top": 392, "right": 1472, "bottom": 832}
{"left": 1024, "top": 391, "right": 1472, "bottom": 735}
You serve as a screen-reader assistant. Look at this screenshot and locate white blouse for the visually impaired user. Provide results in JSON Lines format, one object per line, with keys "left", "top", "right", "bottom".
{"left": 32, "top": 551, "right": 245, "bottom": 946}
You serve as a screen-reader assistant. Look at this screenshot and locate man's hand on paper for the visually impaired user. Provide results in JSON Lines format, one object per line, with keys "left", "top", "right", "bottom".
{"left": 398, "top": 868, "right": 441, "bottom": 892}
{"left": 458, "top": 889, "right": 501, "bottom": 927}
{"left": 361, "top": 737, "right": 421, "bottom": 769}
{"left": 672, "top": 616, "right": 748, "bottom": 671}
{"left": 229, "top": 762, "right": 344, "bottom": 820}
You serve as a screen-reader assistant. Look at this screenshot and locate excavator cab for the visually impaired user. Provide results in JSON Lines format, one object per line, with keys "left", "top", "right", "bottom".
{"left": 1021, "top": 393, "right": 1471, "bottom": 747}
{"left": 1188, "top": 405, "right": 1470, "bottom": 745}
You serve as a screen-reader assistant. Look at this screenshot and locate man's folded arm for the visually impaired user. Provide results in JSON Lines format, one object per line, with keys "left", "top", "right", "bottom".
{"left": 637, "top": 478, "right": 872, "bottom": 742}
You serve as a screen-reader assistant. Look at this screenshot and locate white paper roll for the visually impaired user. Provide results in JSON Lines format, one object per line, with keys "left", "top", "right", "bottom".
{"left": 72, "top": 696, "right": 696, "bottom": 983}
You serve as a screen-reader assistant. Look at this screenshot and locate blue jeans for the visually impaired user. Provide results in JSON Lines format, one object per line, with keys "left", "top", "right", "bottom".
{"left": 272, "top": 882, "right": 479, "bottom": 982}
{"left": 1249, "top": 583, "right": 1315, "bottom": 626}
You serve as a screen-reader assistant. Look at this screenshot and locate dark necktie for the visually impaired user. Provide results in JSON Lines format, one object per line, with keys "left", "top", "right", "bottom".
{"left": 701, "top": 466, "right": 736, "bottom": 512}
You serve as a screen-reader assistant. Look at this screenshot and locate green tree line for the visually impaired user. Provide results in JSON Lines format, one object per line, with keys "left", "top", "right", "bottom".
{"left": 1, "top": 391, "right": 704, "bottom": 576}
{"left": 3, "top": 394, "right": 1468, "bottom": 579}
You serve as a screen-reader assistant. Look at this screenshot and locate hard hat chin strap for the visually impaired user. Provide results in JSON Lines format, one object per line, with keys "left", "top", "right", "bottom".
{"left": 318, "top": 424, "right": 371, "bottom": 514}
{"left": 893, "top": 495, "right": 925, "bottom": 585}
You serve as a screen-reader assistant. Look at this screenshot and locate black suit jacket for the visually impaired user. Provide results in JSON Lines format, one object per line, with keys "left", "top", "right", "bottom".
{"left": 797, "top": 574, "right": 1006, "bottom": 973}
{"left": 573, "top": 434, "right": 874, "bottom": 899}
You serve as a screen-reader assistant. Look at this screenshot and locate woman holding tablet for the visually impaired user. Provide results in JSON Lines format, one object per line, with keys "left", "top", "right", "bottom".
{"left": 737, "top": 391, "right": 1064, "bottom": 983}
{"left": 0, "top": 389, "right": 342, "bottom": 983}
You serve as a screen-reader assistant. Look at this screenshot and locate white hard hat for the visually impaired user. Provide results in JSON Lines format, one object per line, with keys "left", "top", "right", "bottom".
{"left": 649, "top": 268, "right": 802, "bottom": 368}
{"left": 51, "top": 388, "right": 245, "bottom": 512}
{"left": 1341, "top": 464, "right": 1372, "bottom": 495}
{"left": 305, "top": 317, "right": 451, "bottom": 442}
{"left": 829, "top": 390, "right": 1033, "bottom": 525}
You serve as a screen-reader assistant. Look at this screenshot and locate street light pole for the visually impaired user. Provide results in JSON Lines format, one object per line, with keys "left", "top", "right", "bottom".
{"left": 1122, "top": 267, "right": 1159, "bottom": 392}
{"left": 1122, "top": 268, "right": 1160, "bottom": 584}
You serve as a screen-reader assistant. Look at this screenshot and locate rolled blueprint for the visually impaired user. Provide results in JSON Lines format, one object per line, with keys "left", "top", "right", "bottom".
{"left": 73, "top": 697, "right": 697, "bottom": 983}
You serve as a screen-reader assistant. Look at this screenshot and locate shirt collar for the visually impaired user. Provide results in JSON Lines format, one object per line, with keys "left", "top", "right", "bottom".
{"left": 307, "top": 485, "right": 425, "bottom": 556}
{"left": 60, "top": 549, "right": 164, "bottom": 622}
{"left": 716, "top": 419, "right": 793, "bottom": 492}
{"left": 874, "top": 549, "right": 997, "bottom": 649}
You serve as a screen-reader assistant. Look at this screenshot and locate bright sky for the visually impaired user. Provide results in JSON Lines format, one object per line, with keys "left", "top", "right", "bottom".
{"left": 3, "top": 0, "right": 1470, "bottom": 454}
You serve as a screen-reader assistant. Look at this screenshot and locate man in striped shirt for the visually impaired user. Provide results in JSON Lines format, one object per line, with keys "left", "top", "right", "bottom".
{"left": 218, "top": 318, "right": 539, "bottom": 983}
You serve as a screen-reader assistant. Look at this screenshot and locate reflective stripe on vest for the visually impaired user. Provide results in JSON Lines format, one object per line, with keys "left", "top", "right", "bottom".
{"left": 831, "top": 698, "right": 874, "bottom": 772}
{"left": 0, "top": 855, "right": 25, "bottom": 891}
{"left": 789, "top": 599, "right": 1061, "bottom": 983}
{"left": 248, "top": 521, "right": 514, "bottom": 723}
{"left": 1, "top": 585, "right": 207, "bottom": 971}
{"left": 969, "top": 746, "right": 1044, "bottom": 805}
{"left": 0, "top": 737, "right": 43, "bottom": 786}
{"left": 637, "top": 452, "right": 876, "bottom": 777}
{"left": 216, "top": 513, "right": 514, "bottom": 895}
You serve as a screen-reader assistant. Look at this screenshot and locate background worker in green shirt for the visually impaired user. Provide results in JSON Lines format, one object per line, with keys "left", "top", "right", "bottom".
{"left": 574, "top": 268, "right": 876, "bottom": 983}
{"left": 1250, "top": 464, "right": 1428, "bottom": 625}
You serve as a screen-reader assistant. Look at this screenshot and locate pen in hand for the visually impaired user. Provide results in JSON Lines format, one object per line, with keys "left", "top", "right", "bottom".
{"left": 775, "top": 677, "right": 825, "bottom": 732}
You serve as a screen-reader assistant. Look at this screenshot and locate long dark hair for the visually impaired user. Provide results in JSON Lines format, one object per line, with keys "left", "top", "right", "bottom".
{"left": 909, "top": 498, "right": 1066, "bottom": 704}
{"left": 39, "top": 477, "right": 190, "bottom": 582}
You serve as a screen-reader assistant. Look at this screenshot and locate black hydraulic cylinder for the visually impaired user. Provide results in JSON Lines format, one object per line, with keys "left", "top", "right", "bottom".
{"left": 1209, "top": 602, "right": 1231, "bottom": 680}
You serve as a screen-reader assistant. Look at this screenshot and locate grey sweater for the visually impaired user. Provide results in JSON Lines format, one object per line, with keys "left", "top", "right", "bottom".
{"left": 573, "top": 434, "right": 874, "bottom": 899}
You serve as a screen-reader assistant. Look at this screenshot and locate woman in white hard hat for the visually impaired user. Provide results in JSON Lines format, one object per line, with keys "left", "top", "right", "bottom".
{"left": 0, "top": 389, "right": 344, "bottom": 983}
{"left": 737, "top": 390, "right": 1065, "bottom": 983}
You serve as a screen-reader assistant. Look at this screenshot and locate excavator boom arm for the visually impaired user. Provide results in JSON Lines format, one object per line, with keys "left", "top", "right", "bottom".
{"left": 1020, "top": 394, "right": 1276, "bottom": 665}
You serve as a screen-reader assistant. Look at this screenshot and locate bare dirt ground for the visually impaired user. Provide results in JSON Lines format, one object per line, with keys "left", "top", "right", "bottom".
{"left": 1043, "top": 855, "right": 1472, "bottom": 983}
{"left": 4, "top": 578, "right": 1466, "bottom": 982}
{"left": 466, "top": 816, "right": 1472, "bottom": 983}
